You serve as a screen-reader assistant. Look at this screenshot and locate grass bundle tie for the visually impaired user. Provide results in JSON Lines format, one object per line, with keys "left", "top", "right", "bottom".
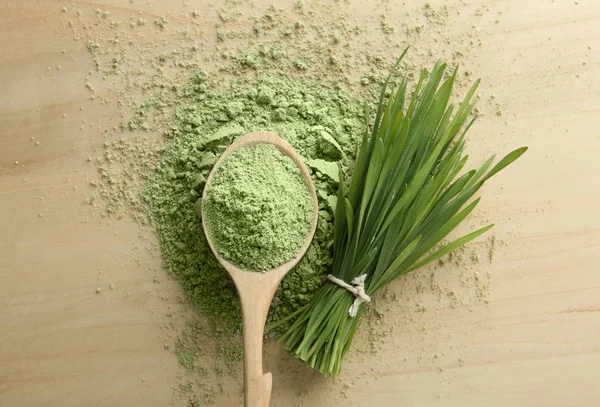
{"left": 326, "top": 274, "right": 371, "bottom": 317}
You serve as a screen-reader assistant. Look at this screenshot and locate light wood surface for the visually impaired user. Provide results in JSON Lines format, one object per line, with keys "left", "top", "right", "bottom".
{"left": 1, "top": 1, "right": 599, "bottom": 407}
{"left": 201, "top": 131, "right": 319, "bottom": 407}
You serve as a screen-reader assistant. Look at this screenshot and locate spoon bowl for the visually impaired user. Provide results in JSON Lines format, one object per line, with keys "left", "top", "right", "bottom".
{"left": 201, "top": 131, "right": 318, "bottom": 407}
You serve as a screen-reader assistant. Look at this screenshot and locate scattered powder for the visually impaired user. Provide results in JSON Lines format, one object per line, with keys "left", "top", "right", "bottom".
{"left": 58, "top": 1, "right": 510, "bottom": 404}
{"left": 203, "top": 143, "right": 313, "bottom": 272}
{"left": 175, "top": 339, "right": 197, "bottom": 372}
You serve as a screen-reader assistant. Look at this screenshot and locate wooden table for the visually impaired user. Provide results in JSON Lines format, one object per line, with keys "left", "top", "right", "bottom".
{"left": 1, "top": 1, "right": 599, "bottom": 406}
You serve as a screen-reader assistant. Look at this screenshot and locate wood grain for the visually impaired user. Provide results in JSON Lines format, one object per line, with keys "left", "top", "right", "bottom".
{"left": 1, "top": 1, "right": 599, "bottom": 406}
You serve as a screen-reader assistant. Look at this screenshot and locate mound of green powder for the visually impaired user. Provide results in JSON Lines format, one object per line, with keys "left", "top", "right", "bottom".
{"left": 140, "top": 74, "right": 366, "bottom": 334}
{"left": 203, "top": 143, "right": 314, "bottom": 272}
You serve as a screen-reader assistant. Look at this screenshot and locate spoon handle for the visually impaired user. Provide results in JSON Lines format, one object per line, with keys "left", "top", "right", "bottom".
{"left": 236, "top": 276, "right": 278, "bottom": 407}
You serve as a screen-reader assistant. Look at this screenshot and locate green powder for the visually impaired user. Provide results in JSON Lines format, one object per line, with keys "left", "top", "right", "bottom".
{"left": 203, "top": 143, "right": 313, "bottom": 272}
{"left": 141, "top": 74, "right": 366, "bottom": 333}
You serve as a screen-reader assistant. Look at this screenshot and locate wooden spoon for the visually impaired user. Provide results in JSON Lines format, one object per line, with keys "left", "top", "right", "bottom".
{"left": 201, "top": 131, "right": 319, "bottom": 407}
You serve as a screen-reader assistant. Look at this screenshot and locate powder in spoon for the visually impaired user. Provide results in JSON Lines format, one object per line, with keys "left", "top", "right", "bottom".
{"left": 202, "top": 143, "right": 314, "bottom": 272}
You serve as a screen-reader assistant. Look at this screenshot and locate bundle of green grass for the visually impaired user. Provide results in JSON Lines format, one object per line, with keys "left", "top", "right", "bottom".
{"left": 278, "top": 50, "right": 527, "bottom": 375}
